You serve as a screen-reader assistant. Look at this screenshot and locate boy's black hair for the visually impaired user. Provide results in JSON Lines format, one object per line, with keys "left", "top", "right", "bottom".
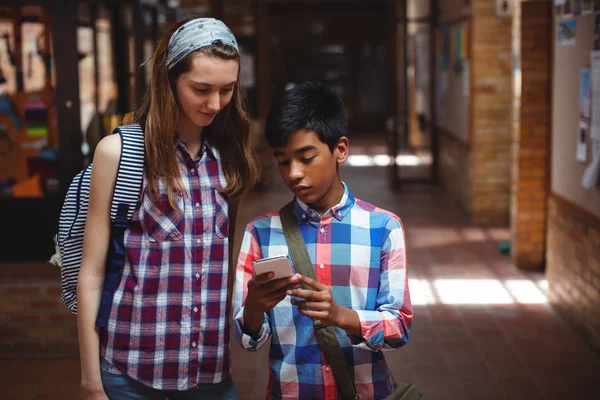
{"left": 264, "top": 82, "right": 348, "bottom": 152}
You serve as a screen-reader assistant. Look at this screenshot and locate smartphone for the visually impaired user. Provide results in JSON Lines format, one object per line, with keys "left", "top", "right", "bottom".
{"left": 252, "top": 255, "right": 295, "bottom": 282}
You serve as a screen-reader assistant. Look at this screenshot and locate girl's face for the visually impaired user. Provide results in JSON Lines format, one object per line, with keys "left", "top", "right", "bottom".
{"left": 175, "top": 53, "right": 239, "bottom": 129}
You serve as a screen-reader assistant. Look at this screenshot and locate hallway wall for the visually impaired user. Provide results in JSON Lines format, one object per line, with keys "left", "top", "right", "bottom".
{"left": 549, "top": 8, "right": 600, "bottom": 355}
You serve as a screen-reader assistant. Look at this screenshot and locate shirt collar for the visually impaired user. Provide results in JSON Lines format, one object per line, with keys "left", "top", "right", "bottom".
{"left": 174, "top": 137, "right": 219, "bottom": 163}
{"left": 293, "top": 182, "right": 354, "bottom": 223}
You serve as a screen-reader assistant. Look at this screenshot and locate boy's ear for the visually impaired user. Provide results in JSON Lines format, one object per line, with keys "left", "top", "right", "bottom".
{"left": 334, "top": 137, "right": 349, "bottom": 165}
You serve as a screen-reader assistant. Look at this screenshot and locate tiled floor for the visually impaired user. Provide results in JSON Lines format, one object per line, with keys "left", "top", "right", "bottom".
{"left": 2, "top": 138, "right": 600, "bottom": 399}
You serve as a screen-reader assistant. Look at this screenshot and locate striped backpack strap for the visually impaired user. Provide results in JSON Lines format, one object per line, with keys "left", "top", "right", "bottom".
{"left": 96, "top": 123, "right": 145, "bottom": 328}
{"left": 110, "top": 123, "right": 145, "bottom": 221}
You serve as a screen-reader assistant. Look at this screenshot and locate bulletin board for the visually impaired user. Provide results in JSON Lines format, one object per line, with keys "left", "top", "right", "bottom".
{"left": 436, "top": 22, "right": 470, "bottom": 144}
{"left": 434, "top": 0, "right": 471, "bottom": 144}
{"left": 552, "top": 13, "right": 600, "bottom": 218}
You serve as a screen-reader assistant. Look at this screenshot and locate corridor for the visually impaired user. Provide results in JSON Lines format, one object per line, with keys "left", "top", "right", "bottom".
{"left": 3, "top": 140, "right": 598, "bottom": 400}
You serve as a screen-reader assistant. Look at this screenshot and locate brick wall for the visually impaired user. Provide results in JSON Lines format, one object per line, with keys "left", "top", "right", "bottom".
{"left": 510, "top": 0, "right": 551, "bottom": 269}
{"left": 547, "top": 195, "right": 600, "bottom": 355}
{"left": 470, "top": 0, "right": 513, "bottom": 226}
{"left": 0, "top": 264, "right": 78, "bottom": 354}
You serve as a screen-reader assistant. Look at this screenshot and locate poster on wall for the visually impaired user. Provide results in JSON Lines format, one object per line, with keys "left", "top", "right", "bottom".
{"left": 557, "top": 20, "right": 577, "bottom": 46}
{"left": 578, "top": 69, "right": 591, "bottom": 162}
{"left": 591, "top": 51, "right": 600, "bottom": 140}
{"left": 583, "top": 0, "right": 593, "bottom": 14}
{"left": 582, "top": 51, "right": 600, "bottom": 188}
{"left": 580, "top": 68, "right": 592, "bottom": 121}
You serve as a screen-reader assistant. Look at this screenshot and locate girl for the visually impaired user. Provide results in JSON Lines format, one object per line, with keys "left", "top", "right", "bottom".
{"left": 77, "top": 18, "right": 257, "bottom": 399}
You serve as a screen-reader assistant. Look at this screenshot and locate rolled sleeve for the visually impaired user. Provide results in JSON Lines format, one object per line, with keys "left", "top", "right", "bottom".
{"left": 234, "top": 310, "right": 271, "bottom": 350}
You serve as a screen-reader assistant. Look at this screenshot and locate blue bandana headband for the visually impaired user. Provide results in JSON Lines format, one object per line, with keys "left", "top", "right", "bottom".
{"left": 166, "top": 18, "right": 239, "bottom": 70}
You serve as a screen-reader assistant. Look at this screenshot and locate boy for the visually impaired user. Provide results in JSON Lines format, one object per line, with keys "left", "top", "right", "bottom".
{"left": 234, "top": 82, "right": 413, "bottom": 400}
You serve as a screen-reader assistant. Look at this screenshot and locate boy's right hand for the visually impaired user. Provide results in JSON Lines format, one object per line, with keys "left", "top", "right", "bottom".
{"left": 245, "top": 273, "right": 301, "bottom": 314}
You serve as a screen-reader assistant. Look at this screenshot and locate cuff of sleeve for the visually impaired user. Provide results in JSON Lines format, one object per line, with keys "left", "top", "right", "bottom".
{"left": 239, "top": 313, "right": 271, "bottom": 350}
{"left": 349, "top": 310, "right": 384, "bottom": 351}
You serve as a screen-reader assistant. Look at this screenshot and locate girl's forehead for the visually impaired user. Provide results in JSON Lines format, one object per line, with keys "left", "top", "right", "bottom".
{"left": 185, "top": 53, "right": 239, "bottom": 83}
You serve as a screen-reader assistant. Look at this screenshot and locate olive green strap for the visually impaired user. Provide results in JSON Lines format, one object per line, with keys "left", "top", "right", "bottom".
{"left": 279, "top": 201, "right": 358, "bottom": 400}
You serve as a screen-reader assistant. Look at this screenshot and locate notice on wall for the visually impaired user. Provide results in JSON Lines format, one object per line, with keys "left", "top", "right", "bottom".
{"left": 582, "top": 51, "right": 600, "bottom": 188}
{"left": 590, "top": 52, "right": 600, "bottom": 139}
{"left": 578, "top": 69, "right": 591, "bottom": 162}
{"left": 557, "top": 20, "right": 577, "bottom": 46}
{"left": 583, "top": 0, "right": 593, "bottom": 14}
{"left": 577, "top": 121, "right": 589, "bottom": 162}
{"left": 580, "top": 68, "right": 591, "bottom": 121}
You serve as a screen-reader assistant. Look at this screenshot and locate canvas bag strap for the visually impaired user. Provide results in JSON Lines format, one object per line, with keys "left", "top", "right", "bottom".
{"left": 279, "top": 201, "right": 358, "bottom": 400}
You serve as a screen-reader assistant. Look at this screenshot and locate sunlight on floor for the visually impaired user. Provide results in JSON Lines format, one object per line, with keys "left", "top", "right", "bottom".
{"left": 409, "top": 278, "right": 548, "bottom": 306}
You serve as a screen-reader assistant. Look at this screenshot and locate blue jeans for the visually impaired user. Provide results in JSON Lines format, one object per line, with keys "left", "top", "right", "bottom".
{"left": 100, "top": 358, "right": 239, "bottom": 400}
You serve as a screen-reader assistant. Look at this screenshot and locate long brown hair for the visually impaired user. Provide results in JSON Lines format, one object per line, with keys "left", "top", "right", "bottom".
{"left": 133, "top": 20, "right": 258, "bottom": 207}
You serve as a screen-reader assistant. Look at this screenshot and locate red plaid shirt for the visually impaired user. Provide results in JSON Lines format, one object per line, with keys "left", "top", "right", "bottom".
{"left": 100, "top": 139, "right": 231, "bottom": 390}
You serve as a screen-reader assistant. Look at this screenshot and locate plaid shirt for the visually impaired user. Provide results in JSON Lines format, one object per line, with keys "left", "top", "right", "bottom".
{"left": 100, "top": 139, "right": 231, "bottom": 390}
{"left": 234, "top": 184, "right": 413, "bottom": 400}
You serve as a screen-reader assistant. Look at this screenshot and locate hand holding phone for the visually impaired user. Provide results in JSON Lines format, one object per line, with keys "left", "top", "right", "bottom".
{"left": 244, "top": 255, "right": 299, "bottom": 336}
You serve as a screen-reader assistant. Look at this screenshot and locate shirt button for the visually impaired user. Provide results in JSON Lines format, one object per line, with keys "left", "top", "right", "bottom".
{"left": 195, "top": 202, "right": 200, "bottom": 208}
{"left": 196, "top": 238, "right": 202, "bottom": 245}
{"left": 190, "top": 168, "right": 195, "bottom": 174}
{"left": 192, "top": 341, "right": 197, "bottom": 348}
{"left": 193, "top": 307, "right": 198, "bottom": 313}
{"left": 320, "top": 228, "right": 325, "bottom": 233}
{"left": 195, "top": 273, "right": 200, "bottom": 279}
{"left": 325, "top": 366, "right": 331, "bottom": 372}
{"left": 302, "top": 214, "right": 306, "bottom": 219}
{"left": 319, "top": 263, "right": 324, "bottom": 269}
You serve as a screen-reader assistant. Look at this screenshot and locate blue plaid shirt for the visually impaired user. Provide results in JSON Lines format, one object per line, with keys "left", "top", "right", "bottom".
{"left": 234, "top": 184, "right": 413, "bottom": 400}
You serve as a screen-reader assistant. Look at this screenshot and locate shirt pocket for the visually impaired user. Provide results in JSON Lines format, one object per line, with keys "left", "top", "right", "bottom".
{"left": 213, "top": 190, "right": 229, "bottom": 239}
{"left": 139, "top": 194, "right": 184, "bottom": 243}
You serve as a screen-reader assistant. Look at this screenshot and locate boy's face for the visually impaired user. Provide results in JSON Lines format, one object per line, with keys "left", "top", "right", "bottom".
{"left": 273, "top": 129, "right": 348, "bottom": 214}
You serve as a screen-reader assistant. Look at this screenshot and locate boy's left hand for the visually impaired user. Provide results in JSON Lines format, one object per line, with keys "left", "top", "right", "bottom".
{"left": 287, "top": 275, "right": 342, "bottom": 327}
